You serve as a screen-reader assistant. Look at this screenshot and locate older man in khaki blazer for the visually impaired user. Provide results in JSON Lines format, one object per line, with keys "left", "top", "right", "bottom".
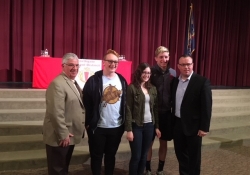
{"left": 43, "top": 53, "right": 85, "bottom": 175}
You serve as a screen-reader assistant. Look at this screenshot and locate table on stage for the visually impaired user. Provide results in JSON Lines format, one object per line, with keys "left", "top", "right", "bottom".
{"left": 32, "top": 56, "right": 132, "bottom": 89}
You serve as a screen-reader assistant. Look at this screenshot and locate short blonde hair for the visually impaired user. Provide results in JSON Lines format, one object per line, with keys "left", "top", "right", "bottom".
{"left": 104, "top": 49, "right": 119, "bottom": 59}
{"left": 155, "top": 46, "right": 169, "bottom": 57}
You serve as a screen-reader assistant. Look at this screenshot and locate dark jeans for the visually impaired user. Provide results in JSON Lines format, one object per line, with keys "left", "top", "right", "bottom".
{"left": 129, "top": 122, "right": 154, "bottom": 175}
{"left": 87, "top": 125, "right": 124, "bottom": 175}
{"left": 45, "top": 144, "right": 75, "bottom": 175}
{"left": 173, "top": 117, "right": 202, "bottom": 175}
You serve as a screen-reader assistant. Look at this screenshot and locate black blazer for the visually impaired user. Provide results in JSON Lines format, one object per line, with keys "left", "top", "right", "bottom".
{"left": 171, "top": 73, "right": 212, "bottom": 136}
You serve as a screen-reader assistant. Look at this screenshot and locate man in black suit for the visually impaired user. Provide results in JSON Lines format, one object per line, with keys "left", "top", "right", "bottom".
{"left": 171, "top": 55, "right": 212, "bottom": 175}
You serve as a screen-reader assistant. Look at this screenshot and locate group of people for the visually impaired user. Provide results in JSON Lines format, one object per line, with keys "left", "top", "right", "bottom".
{"left": 42, "top": 46, "right": 212, "bottom": 175}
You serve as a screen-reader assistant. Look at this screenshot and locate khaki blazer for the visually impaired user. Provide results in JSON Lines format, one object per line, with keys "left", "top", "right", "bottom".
{"left": 43, "top": 73, "right": 85, "bottom": 146}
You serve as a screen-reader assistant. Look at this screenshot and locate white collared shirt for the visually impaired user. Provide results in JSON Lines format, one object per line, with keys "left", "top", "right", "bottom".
{"left": 175, "top": 71, "right": 193, "bottom": 118}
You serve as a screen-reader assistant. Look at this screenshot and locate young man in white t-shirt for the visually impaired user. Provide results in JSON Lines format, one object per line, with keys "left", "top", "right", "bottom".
{"left": 83, "top": 49, "right": 127, "bottom": 175}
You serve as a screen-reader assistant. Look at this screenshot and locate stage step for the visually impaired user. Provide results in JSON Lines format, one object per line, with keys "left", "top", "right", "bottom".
{"left": 0, "top": 89, "right": 45, "bottom": 98}
{"left": 0, "top": 147, "right": 89, "bottom": 171}
{"left": 0, "top": 109, "right": 45, "bottom": 122}
{"left": 212, "top": 89, "right": 250, "bottom": 96}
{"left": 0, "top": 98, "right": 45, "bottom": 109}
{"left": 1, "top": 133, "right": 249, "bottom": 172}
{"left": 0, "top": 89, "right": 249, "bottom": 171}
{"left": 0, "top": 121, "right": 42, "bottom": 136}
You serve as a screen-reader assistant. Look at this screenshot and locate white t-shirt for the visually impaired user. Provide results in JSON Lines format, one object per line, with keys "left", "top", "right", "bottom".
{"left": 98, "top": 74, "right": 122, "bottom": 128}
{"left": 144, "top": 94, "right": 152, "bottom": 123}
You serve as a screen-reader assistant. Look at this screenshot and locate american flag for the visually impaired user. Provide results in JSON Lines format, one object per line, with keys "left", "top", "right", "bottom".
{"left": 184, "top": 3, "right": 195, "bottom": 56}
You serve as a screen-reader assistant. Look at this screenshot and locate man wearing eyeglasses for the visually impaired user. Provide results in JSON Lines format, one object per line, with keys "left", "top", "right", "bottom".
{"left": 43, "top": 53, "right": 85, "bottom": 175}
{"left": 171, "top": 55, "right": 212, "bottom": 175}
{"left": 83, "top": 49, "right": 127, "bottom": 175}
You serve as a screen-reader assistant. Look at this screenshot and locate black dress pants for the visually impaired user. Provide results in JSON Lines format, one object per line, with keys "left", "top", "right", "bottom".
{"left": 173, "top": 117, "right": 202, "bottom": 175}
{"left": 45, "top": 144, "right": 75, "bottom": 175}
{"left": 87, "top": 125, "right": 124, "bottom": 175}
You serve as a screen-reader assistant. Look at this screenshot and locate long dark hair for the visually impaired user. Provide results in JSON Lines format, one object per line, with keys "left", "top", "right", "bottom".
{"left": 132, "top": 62, "right": 152, "bottom": 89}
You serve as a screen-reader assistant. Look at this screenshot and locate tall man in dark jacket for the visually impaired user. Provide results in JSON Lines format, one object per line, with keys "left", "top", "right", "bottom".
{"left": 171, "top": 55, "right": 212, "bottom": 175}
{"left": 146, "top": 46, "right": 176, "bottom": 175}
{"left": 83, "top": 49, "right": 127, "bottom": 175}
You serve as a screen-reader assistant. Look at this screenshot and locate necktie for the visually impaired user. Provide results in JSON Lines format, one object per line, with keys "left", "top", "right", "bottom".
{"left": 74, "top": 80, "right": 83, "bottom": 99}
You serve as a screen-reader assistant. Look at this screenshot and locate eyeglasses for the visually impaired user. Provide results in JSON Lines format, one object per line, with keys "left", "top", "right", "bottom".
{"left": 178, "top": 63, "right": 193, "bottom": 67}
{"left": 104, "top": 59, "right": 119, "bottom": 64}
{"left": 142, "top": 71, "right": 151, "bottom": 75}
{"left": 64, "top": 63, "right": 80, "bottom": 68}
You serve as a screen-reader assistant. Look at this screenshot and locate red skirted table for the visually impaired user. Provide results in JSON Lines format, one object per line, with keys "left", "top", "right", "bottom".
{"left": 32, "top": 56, "right": 132, "bottom": 89}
